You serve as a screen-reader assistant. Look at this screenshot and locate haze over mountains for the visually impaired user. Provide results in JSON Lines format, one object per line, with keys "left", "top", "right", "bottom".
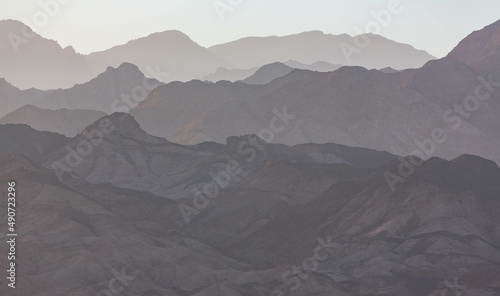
{"left": 208, "top": 31, "right": 434, "bottom": 70}
{"left": 202, "top": 60, "right": 341, "bottom": 83}
{"left": 0, "top": 20, "right": 91, "bottom": 90}
{"left": 0, "top": 62, "right": 159, "bottom": 123}
{"left": 128, "top": 20, "right": 500, "bottom": 164}
{"left": 0, "top": 105, "right": 106, "bottom": 137}
{"left": 3, "top": 19, "right": 500, "bottom": 165}
{"left": 1, "top": 113, "right": 500, "bottom": 295}
{"left": 0, "top": 78, "right": 50, "bottom": 118}
{"left": 0, "top": 19, "right": 434, "bottom": 90}
{"left": 130, "top": 65, "right": 500, "bottom": 164}
{"left": 1, "top": 16, "right": 500, "bottom": 296}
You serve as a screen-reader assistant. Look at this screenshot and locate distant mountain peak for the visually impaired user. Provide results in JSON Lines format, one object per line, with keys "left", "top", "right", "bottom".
{"left": 151, "top": 29, "right": 190, "bottom": 38}
{"left": 106, "top": 62, "right": 141, "bottom": 73}
{"left": 83, "top": 112, "right": 139, "bottom": 132}
{"left": 0, "top": 19, "right": 31, "bottom": 30}
{"left": 80, "top": 113, "right": 167, "bottom": 144}
{"left": 13, "top": 104, "right": 42, "bottom": 112}
{"left": 126, "top": 29, "right": 195, "bottom": 45}
{"left": 95, "top": 62, "right": 146, "bottom": 82}
{"left": 298, "top": 30, "right": 326, "bottom": 36}
{"left": 328, "top": 65, "right": 371, "bottom": 78}
{"left": 241, "top": 62, "right": 293, "bottom": 84}
{"left": 378, "top": 67, "right": 399, "bottom": 74}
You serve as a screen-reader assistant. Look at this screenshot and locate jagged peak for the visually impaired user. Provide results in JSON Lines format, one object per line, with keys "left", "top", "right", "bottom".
{"left": 82, "top": 112, "right": 139, "bottom": 132}
{"left": 80, "top": 113, "right": 168, "bottom": 144}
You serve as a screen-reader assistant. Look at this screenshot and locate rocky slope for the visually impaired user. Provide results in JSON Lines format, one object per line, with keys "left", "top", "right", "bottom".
{"left": 1, "top": 130, "right": 499, "bottom": 295}
{"left": 131, "top": 66, "right": 500, "bottom": 165}
{"left": 0, "top": 153, "right": 280, "bottom": 296}
{"left": 42, "top": 114, "right": 397, "bottom": 199}
{"left": 449, "top": 19, "right": 500, "bottom": 73}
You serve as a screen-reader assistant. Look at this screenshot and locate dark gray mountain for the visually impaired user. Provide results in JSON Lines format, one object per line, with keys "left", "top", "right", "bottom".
{"left": 1, "top": 116, "right": 499, "bottom": 295}
{"left": 43, "top": 113, "right": 397, "bottom": 199}
{"left": 0, "top": 124, "right": 68, "bottom": 163}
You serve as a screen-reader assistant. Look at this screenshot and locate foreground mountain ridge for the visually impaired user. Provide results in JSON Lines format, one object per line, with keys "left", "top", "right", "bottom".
{"left": 0, "top": 113, "right": 499, "bottom": 295}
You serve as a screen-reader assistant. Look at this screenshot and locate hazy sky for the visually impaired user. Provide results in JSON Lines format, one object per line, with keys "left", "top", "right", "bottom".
{"left": 1, "top": 0, "right": 499, "bottom": 57}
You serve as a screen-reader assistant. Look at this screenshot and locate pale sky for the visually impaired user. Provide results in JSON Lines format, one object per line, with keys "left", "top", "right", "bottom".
{"left": 1, "top": 0, "right": 499, "bottom": 57}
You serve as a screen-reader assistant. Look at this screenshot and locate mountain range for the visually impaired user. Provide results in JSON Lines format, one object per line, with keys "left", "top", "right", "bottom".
{"left": 1, "top": 113, "right": 499, "bottom": 295}
{"left": 208, "top": 31, "right": 434, "bottom": 70}
{"left": 126, "top": 19, "right": 500, "bottom": 165}
{"left": 0, "top": 105, "right": 106, "bottom": 137}
{"left": 1, "top": 17, "right": 500, "bottom": 296}
{"left": 0, "top": 19, "right": 434, "bottom": 90}
{"left": 3, "top": 20, "right": 499, "bottom": 165}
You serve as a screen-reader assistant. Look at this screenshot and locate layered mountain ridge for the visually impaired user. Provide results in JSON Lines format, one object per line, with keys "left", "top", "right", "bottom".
{"left": 0, "top": 19, "right": 435, "bottom": 90}
{"left": 1, "top": 113, "right": 499, "bottom": 295}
